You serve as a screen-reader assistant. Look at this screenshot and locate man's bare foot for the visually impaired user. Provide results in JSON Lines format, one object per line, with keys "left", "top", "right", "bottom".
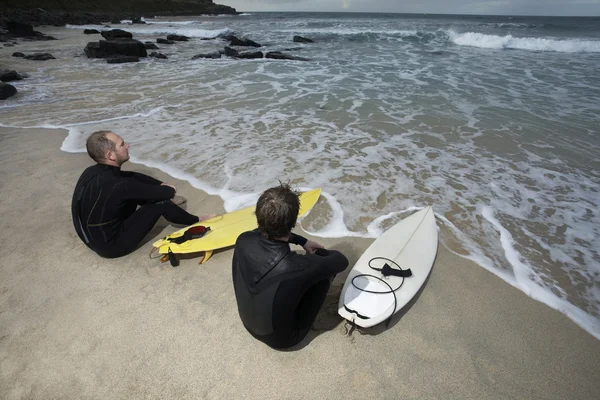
{"left": 199, "top": 214, "right": 217, "bottom": 221}
{"left": 172, "top": 195, "right": 187, "bottom": 206}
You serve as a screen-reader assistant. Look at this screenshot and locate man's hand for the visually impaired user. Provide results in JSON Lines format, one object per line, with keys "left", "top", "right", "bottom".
{"left": 303, "top": 240, "right": 324, "bottom": 255}
{"left": 161, "top": 183, "right": 177, "bottom": 195}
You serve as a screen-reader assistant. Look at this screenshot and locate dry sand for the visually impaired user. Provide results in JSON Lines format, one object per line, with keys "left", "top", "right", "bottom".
{"left": 1, "top": 126, "right": 599, "bottom": 399}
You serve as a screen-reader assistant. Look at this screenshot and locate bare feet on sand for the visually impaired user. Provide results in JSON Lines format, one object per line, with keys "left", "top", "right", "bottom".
{"left": 172, "top": 195, "right": 187, "bottom": 206}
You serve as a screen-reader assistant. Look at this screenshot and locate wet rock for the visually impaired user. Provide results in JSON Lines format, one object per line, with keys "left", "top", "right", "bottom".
{"left": 84, "top": 29, "right": 100, "bottom": 34}
{"left": 149, "top": 52, "right": 167, "bottom": 59}
{"left": 6, "top": 21, "right": 36, "bottom": 37}
{"left": 101, "top": 29, "right": 133, "bottom": 40}
{"left": 227, "top": 36, "right": 261, "bottom": 47}
{"left": 0, "top": 70, "right": 24, "bottom": 82}
{"left": 131, "top": 17, "right": 146, "bottom": 24}
{"left": 144, "top": 42, "right": 159, "bottom": 50}
{"left": 223, "top": 46, "right": 239, "bottom": 57}
{"left": 4, "top": 20, "right": 56, "bottom": 40}
{"left": 0, "top": 83, "right": 17, "bottom": 100}
{"left": 12, "top": 52, "right": 25, "bottom": 57}
{"left": 265, "top": 51, "right": 309, "bottom": 61}
{"left": 106, "top": 56, "right": 139, "bottom": 64}
{"left": 238, "top": 51, "right": 263, "bottom": 59}
{"left": 167, "top": 34, "right": 189, "bottom": 42}
{"left": 85, "top": 39, "right": 147, "bottom": 58}
{"left": 192, "top": 52, "right": 222, "bottom": 59}
{"left": 293, "top": 35, "right": 314, "bottom": 43}
{"left": 157, "top": 38, "right": 175, "bottom": 44}
{"left": 23, "top": 53, "right": 56, "bottom": 60}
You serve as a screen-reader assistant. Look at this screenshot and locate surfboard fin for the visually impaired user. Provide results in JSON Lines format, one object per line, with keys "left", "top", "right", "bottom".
{"left": 199, "top": 250, "right": 213, "bottom": 264}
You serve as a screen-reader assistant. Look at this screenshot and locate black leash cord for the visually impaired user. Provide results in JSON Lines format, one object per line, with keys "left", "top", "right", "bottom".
{"left": 348, "top": 257, "right": 407, "bottom": 328}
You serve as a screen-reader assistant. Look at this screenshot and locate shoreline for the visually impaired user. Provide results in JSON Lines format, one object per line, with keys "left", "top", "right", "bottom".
{"left": 1, "top": 125, "right": 599, "bottom": 399}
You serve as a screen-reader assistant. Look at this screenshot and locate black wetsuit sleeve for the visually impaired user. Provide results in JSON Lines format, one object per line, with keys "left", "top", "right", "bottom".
{"left": 289, "top": 233, "right": 308, "bottom": 247}
{"left": 120, "top": 179, "right": 175, "bottom": 202}
{"left": 120, "top": 171, "right": 162, "bottom": 185}
{"left": 299, "top": 248, "right": 349, "bottom": 280}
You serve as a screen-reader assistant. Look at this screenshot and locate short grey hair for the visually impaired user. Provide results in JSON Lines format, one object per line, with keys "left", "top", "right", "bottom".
{"left": 86, "top": 130, "right": 115, "bottom": 163}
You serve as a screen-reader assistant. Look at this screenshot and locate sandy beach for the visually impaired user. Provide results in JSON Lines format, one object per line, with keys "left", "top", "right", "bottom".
{"left": 1, "top": 126, "right": 599, "bottom": 399}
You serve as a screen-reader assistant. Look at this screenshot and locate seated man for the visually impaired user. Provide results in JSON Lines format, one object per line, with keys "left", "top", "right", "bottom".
{"left": 71, "top": 130, "right": 200, "bottom": 258}
{"left": 232, "top": 184, "right": 348, "bottom": 349}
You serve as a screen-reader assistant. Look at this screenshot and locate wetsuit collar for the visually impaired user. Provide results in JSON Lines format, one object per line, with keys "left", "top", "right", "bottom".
{"left": 237, "top": 230, "right": 291, "bottom": 286}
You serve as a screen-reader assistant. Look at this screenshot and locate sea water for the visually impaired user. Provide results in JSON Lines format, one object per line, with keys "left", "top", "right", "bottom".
{"left": 1, "top": 12, "right": 599, "bottom": 339}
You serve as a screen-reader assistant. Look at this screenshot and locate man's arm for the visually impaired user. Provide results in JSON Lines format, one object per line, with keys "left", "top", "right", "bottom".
{"left": 289, "top": 233, "right": 324, "bottom": 255}
{"left": 120, "top": 179, "right": 176, "bottom": 202}
{"left": 121, "top": 171, "right": 162, "bottom": 185}
{"left": 295, "top": 248, "right": 349, "bottom": 282}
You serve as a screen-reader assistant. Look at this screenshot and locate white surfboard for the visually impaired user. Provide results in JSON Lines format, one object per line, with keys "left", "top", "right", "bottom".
{"left": 338, "top": 207, "right": 438, "bottom": 328}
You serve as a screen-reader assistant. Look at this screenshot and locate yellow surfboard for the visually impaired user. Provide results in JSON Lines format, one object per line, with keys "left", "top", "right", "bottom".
{"left": 152, "top": 188, "right": 322, "bottom": 264}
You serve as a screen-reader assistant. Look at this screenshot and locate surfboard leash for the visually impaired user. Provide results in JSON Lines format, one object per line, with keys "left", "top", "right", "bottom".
{"left": 345, "top": 257, "right": 412, "bottom": 328}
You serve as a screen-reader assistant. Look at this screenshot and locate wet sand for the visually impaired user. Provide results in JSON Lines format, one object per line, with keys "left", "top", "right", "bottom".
{"left": 1, "top": 126, "right": 599, "bottom": 399}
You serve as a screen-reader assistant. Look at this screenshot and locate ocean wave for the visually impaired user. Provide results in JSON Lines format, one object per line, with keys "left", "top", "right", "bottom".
{"left": 449, "top": 31, "right": 600, "bottom": 53}
{"left": 66, "top": 23, "right": 233, "bottom": 39}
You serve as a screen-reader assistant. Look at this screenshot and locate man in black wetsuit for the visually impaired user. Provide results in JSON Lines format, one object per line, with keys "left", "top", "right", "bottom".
{"left": 71, "top": 130, "right": 201, "bottom": 258}
{"left": 232, "top": 184, "right": 349, "bottom": 349}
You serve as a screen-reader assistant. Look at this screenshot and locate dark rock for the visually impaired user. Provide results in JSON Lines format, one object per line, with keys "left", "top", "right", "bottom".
{"left": 6, "top": 21, "right": 36, "bottom": 37}
{"left": 0, "top": 83, "right": 17, "bottom": 100}
{"left": 167, "top": 34, "right": 190, "bottom": 42}
{"left": 101, "top": 29, "right": 133, "bottom": 40}
{"left": 84, "top": 29, "right": 100, "bottom": 34}
{"left": 110, "top": 17, "right": 122, "bottom": 24}
{"left": 293, "top": 35, "right": 314, "bottom": 43}
{"left": 238, "top": 51, "right": 263, "bottom": 59}
{"left": 157, "top": 38, "right": 175, "bottom": 44}
{"left": 5, "top": 20, "right": 56, "bottom": 40}
{"left": 131, "top": 17, "right": 146, "bottom": 24}
{"left": 283, "top": 47, "right": 303, "bottom": 51}
{"left": 229, "top": 36, "right": 261, "bottom": 47}
{"left": 85, "top": 39, "right": 147, "bottom": 58}
{"left": 149, "top": 52, "right": 167, "bottom": 59}
{"left": 106, "top": 56, "right": 139, "bottom": 64}
{"left": 265, "top": 51, "right": 309, "bottom": 61}
{"left": 12, "top": 52, "right": 25, "bottom": 57}
{"left": 223, "top": 46, "right": 239, "bottom": 57}
{"left": 23, "top": 53, "right": 56, "bottom": 60}
{"left": 192, "top": 52, "right": 222, "bottom": 59}
{"left": 144, "top": 42, "right": 159, "bottom": 50}
{"left": 0, "top": 70, "right": 24, "bottom": 82}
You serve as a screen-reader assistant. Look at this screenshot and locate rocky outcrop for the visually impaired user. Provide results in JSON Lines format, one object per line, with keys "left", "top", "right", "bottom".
{"left": 157, "top": 38, "right": 175, "bottom": 45}
{"left": 0, "top": 83, "right": 17, "bottom": 100}
{"left": 0, "top": 69, "right": 24, "bottom": 82}
{"left": 167, "top": 34, "right": 189, "bottom": 42}
{"left": 144, "top": 42, "right": 159, "bottom": 49}
{"left": 225, "top": 35, "right": 261, "bottom": 47}
{"left": 12, "top": 52, "right": 25, "bottom": 57}
{"left": 101, "top": 29, "right": 132, "bottom": 40}
{"left": 106, "top": 56, "right": 139, "bottom": 64}
{"left": 265, "top": 52, "right": 309, "bottom": 61}
{"left": 23, "top": 53, "right": 56, "bottom": 60}
{"left": 223, "top": 46, "right": 239, "bottom": 58}
{"left": 0, "top": 2, "right": 238, "bottom": 27}
{"left": 85, "top": 39, "right": 147, "bottom": 59}
{"left": 84, "top": 29, "right": 100, "bottom": 34}
{"left": 293, "top": 35, "right": 314, "bottom": 43}
{"left": 2, "top": 21, "right": 56, "bottom": 41}
{"left": 149, "top": 52, "right": 167, "bottom": 59}
{"left": 238, "top": 51, "right": 263, "bottom": 59}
